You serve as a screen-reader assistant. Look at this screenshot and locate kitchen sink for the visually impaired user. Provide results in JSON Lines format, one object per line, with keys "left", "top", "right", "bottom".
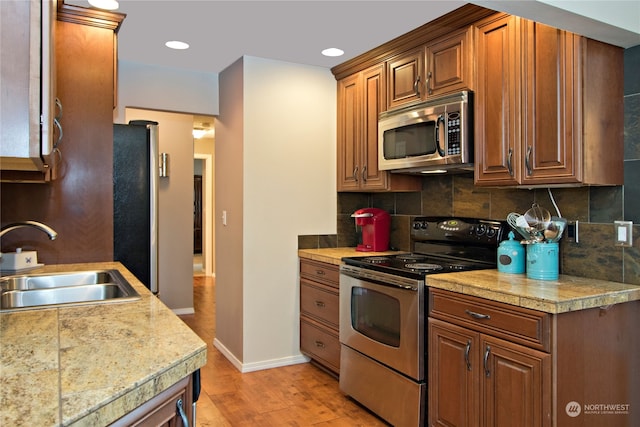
{"left": 0, "top": 270, "right": 141, "bottom": 311}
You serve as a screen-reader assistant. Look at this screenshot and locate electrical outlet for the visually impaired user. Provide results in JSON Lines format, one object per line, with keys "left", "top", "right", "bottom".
{"left": 614, "top": 221, "right": 633, "bottom": 247}
{"left": 566, "top": 220, "right": 579, "bottom": 243}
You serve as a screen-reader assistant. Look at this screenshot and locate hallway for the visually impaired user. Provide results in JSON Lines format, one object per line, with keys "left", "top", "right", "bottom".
{"left": 178, "top": 276, "right": 388, "bottom": 426}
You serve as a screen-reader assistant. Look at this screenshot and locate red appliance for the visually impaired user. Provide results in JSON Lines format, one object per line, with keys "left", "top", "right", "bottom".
{"left": 351, "top": 208, "right": 390, "bottom": 252}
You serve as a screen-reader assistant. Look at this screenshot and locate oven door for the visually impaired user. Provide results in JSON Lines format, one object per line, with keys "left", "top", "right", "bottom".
{"left": 339, "top": 269, "right": 424, "bottom": 380}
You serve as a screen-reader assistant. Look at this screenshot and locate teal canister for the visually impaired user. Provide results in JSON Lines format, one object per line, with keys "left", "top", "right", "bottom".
{"left": 526, "top": 242, "right": 559, "bottom": 280}
{"left": 497, "top": 231, "right": 525, "bottom": 274}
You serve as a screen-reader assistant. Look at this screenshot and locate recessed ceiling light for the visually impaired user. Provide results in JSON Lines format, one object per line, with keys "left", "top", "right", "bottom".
{"left": 165, "top": 41, "right": 190, "bottom": 50}
{"left": 321, "top": 48, "right": 344, "bottom": 57}
{"left": 88, "top": 0, "right": 119, "bottom": 10}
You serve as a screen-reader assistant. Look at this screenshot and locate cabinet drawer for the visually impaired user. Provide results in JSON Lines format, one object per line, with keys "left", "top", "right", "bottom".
{"left": 300, "top": 318, "right": 340, "bottom": 373}
{"left": 300, "top": 259, "right": 339, "bottom": 288}
{"left": 300, "top": 280, "right": 339, "bottom": 327}
{"left": 429, "top": 289, "right": 550, "bottom": 351}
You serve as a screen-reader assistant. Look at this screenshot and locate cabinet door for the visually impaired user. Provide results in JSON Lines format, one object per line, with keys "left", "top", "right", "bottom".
{"left": 359, "top": 64, "right": 388, "bottom": 190}
{"left": 0, "top": 0, "right": 49, "bottom": 174}
{"left": 429, "top": 318, "right": 479, "bottom": 427}
{"left": 426, "top": 27, "right": 472, "bottom": 97}
{"left": 387, "top": 48, "right": 424, "bottom": 109}
{"left": 337, "top": 72, "right": 361, "bottom": 191}
{"left": 520, "top": 21, "right": 580, "bottom": 186}
{"left": 482, "top": 335, "right": 551, "bottom": 427}
{"left": 474, "top": 14, "right": 521, "bottom": 186}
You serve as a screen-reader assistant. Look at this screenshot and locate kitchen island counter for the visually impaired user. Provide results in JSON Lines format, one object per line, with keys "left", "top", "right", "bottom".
{"left": 427, "top": 269, "right": 640, "bottom": 314}
{"left": 0, "top": 262, "right": 207, "bottom": 426}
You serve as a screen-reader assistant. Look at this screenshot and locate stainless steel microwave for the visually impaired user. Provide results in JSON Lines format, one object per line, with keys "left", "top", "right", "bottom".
{"left": 378, "top": 91, "right": 473, "bottom": 174}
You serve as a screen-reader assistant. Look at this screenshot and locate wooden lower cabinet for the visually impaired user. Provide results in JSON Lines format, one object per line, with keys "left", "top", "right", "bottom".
{"left": 299, "top": 259, "right": 341, "bottom": 375}
{"left": 429, "top": 318, "right": 550, "bottom": 427}
{"left": 110, "top": 375, "right": 193, "bottom": 427}
{"left": 428, "top": 288, "right": 640, "bottom": 427}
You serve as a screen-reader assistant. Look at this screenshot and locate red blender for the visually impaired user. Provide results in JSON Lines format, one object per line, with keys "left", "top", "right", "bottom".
{"left": 351, "top": 208, "right": 391, "bottom": 252}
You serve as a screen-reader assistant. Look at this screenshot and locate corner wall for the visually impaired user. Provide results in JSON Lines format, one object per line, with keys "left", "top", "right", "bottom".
{"left": 216, "top": 56, "right": 337, "bottom": 370}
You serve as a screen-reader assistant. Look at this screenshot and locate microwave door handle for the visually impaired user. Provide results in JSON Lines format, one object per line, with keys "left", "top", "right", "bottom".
{"left": 435, "top": 114, "right": 446, "bottom": 157}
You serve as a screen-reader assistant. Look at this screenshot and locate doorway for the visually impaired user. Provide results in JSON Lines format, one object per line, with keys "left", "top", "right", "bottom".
{"left": 194, "top": 152, "right": 214, "bottom": 276}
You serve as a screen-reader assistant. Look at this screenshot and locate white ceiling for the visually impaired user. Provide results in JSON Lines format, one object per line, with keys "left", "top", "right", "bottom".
{"left": 65, "top": 1, "right": 640, "bottom": 75}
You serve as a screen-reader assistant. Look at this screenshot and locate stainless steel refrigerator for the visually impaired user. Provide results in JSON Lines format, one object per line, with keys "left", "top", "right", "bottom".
{"left": 113, "top": 121, "right": 159, "bottom": 294}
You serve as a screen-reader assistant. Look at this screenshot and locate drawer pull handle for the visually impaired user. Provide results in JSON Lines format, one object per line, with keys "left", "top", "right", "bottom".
{"left": 464, "top": 340, "right": 471, "bottom": 371}
{"left": 483, "top": 345, "right": 491, "bottom": 377}
{"left": 315, "top": 340, "right": 325, "bottom": 348}
{"left": 465, "top": 309, "right": 491, "bottom": 320}
{"left": 315, "top": 269, "right": 326, "bottom": 276}
{"left": 315, "top": 300, "right": 325, "bottom": 308}
{"left": 176, "top": 398, "right": 190, "bottom": 427}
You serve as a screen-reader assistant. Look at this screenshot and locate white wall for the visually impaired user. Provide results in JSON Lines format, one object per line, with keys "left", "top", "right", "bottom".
{"left": 215, "top": 56, "right": 336, "bottom": 371}
{"left": 114, "top": 61, "right": 218, "bottom": 124}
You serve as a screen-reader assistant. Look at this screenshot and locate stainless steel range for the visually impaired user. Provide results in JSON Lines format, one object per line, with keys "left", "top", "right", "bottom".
{"left": 339, "top": 217, "right": 507, "bottom": 427}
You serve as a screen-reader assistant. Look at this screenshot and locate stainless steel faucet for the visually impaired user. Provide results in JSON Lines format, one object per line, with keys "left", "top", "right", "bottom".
{"left": 0, "top": 221, "right": 58, "bottom": 240}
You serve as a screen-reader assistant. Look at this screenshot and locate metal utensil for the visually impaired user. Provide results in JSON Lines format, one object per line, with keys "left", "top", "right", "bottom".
{"left": 524, "top": 203, "right": 551, "bottom": 232}
{"left": 507, "top": 212, "right": 533, "bottom": 240}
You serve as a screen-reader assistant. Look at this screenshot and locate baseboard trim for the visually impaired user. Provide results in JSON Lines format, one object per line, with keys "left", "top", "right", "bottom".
{"left": 213, "top": 338, "right": 310, "bottom": 373}
{"left": 172, "top": 307, "right": 195, "bottom": 315}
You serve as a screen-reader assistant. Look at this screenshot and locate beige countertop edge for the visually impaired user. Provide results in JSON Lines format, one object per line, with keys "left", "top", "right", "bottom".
{"left": 427, "top": 272, "right": 640, "bottom": 314}
{"left": 0, "top": 262, "right": 207, "bottom": 427}
{"left": 70, "top": 347, "right": 207, "bottom": 427}
{"left": 298, "top": 248, "right": 405, "bottom": 265}
{"left": 297, "top": 249, "right": 640, "bottom": 314}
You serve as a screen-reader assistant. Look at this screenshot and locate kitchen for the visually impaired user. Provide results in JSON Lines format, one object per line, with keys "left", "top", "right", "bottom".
{"left": 1, "top": 0, "right": 640, "bottom": 426}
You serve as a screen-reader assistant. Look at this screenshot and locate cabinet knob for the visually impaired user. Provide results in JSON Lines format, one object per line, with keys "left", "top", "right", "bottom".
{"left": 315, "top": 269, "right": 325, "bottom": 276}
{"left": 314, "top": 300, "right": 325, "bottom": 308}
{"left": 315, "top": 340, "right": 325, "bottom": 348}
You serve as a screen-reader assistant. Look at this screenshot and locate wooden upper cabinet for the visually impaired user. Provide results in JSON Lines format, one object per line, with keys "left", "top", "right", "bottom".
{"left": 0, "top": 0, "right": 57, "bottom": 181}
{"left": 475, "top": 14, "right": 624, "bottom": 187}
{"left": 387, "top": 48, "right": 424, "bottom": 109}
{"left": 337, "top": 64, "right": 421, "bottom": 192}
{"left": 426, "top": 26, "right": 473, "bottom": 97}
{"left": 474, "top": 14, "right": 521, "bottom": 186}
{"left": 387, "top": 26, "right": 473, "bottom": 110}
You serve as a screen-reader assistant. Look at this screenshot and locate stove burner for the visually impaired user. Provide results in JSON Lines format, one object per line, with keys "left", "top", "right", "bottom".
{"left": 365, "top": 256, "right": 392, "bottom": 264}
{"left": 396, "top": 254, "right": 428, "bottom": 262}
{"left": 405, "top": 263, "right": 444, "bottom": 271}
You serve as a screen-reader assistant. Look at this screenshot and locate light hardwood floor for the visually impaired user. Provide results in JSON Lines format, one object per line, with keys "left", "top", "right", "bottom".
{"left": 179, "top": 276, "right": 389, "bottom": 426}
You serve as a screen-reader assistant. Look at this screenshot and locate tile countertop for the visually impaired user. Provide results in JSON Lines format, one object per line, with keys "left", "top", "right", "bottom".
{"left": 298, "top": 248, "right": 640, "bottom": 314}
{"left": 298, "top": 247, "right": 404, "bottom": 266}
{"left": 0, "top": 262, "right": 207, "bottom": 427}
{"left": 427, "top": 269, "right": 640, "bottom": 314}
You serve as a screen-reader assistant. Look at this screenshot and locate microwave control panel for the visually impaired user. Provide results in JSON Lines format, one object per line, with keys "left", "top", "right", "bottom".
{"left": 446, "top": 111, "right": 461, "bottom": 155}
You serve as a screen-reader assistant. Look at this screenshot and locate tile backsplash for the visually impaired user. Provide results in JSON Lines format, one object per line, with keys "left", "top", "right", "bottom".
{"left": 299, "top": 44, "right": 640, "bottom": 286}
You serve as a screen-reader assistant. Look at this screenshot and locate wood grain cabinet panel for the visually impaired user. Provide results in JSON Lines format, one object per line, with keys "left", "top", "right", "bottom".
{"left": 425, "top": 26, "right": 473, "bottom": 97}
{"left": 299, "top": 259, "right": 341, "bottom": 375}
{"left": 474, "top": 14, "right": 623, "bottom": 187}
{"left": 429, "top": 288, "right": 640, "bottom": 427}
{"left": 387, "top": 48, "right": 424, "bottom": 109}
{"left": 429, "top": 291, "right": 552, "bottom": 427}
{"left": 337, "top": 64, "right": 421, "bottom": 192}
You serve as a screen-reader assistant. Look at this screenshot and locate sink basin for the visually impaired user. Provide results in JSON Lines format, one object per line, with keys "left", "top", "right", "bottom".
{"left": 0, "top": 270, "right": 141, "bottom": 311}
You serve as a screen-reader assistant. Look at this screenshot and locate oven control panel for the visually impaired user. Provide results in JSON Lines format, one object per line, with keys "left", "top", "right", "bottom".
{"left": 411, "top": 217, "right": 506, "bottom": 245}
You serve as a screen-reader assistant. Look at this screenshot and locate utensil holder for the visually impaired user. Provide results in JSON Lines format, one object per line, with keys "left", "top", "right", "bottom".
{"left": 526, "top": 242, "right": 559, "bottom": 280}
